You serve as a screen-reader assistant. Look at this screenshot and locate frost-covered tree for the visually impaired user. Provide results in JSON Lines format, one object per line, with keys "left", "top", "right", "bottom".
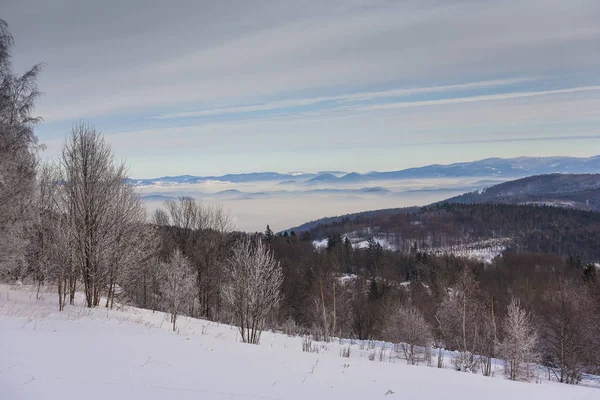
{"left": 496, "top": 299, "right": 539, "bottom": 381}
{"left": 0, "top": 20, "right": 43, "bottom": 276}
{"left": 385, "top": 305, "right": 433, "bottom": 365}
{"left": 102, "top": 183, "right": 147, "bottom": 308}
{"left": 223, "top": 237, "right": 283, "bottom": 344}
{"left": 162, "top": 197, "right": 232, "bottom": 319}
{"left": 118, "top": 225, "right": 162, "bottom": 311}
{"left": 160, "top": 249, "right": 195, "bottom": 332}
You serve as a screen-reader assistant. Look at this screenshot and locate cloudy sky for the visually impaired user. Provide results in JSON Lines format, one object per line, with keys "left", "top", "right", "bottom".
{"left": 4, "top": 0, "right": 600, "bottom": 178}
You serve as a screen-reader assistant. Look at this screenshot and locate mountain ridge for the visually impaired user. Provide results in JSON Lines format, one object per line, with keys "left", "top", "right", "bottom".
{"left": 130, "top": 155, "right": 600, "bottom": 186}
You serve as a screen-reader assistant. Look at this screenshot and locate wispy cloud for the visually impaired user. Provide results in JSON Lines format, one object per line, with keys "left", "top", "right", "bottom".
{"left": 154, "top": 78, "right": 534, "bottom": 119}
{"left": 362, "top": 85, "right": 600, "bottom": 111}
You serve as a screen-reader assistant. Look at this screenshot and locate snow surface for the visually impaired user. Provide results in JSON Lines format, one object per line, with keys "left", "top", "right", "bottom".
{"left": 1, "top": 284, "right": 598, "bottom": 400}
{"left": 314, "top": 234, "right": 507, "bottom": 264}
{"left": 425, "top": 238, "right": 510, "bottom": 264}
{"left": 312, "top": 238, "right": 329, "bottom": 250}
{"left": 353, "top": 237, "right": 395, "bottom": 251}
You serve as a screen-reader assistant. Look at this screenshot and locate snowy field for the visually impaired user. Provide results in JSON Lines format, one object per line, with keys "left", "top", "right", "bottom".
{"left": 1, "top": 284, "right": 598, "bottom": 400}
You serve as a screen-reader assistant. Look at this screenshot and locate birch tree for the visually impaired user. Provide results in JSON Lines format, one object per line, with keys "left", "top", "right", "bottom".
{"left": 223, "top": 237, "right": 283, "bottom": 344}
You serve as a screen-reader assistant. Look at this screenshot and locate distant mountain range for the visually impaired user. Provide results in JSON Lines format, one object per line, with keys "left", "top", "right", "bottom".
{"left": 131, "top": 156, "right": 600, "bottom": 185}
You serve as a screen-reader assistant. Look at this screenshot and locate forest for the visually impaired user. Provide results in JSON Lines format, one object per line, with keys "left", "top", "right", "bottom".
{"left": 1, "top": 18, "right": 599, "bottom": 385}
{"left": 302, "top": 202, "right": 600, "bottom": 263}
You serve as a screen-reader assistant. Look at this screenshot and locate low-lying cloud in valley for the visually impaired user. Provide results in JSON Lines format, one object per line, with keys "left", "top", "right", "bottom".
{"left": 138, "top": 177, "right": 502, "bottom": 232}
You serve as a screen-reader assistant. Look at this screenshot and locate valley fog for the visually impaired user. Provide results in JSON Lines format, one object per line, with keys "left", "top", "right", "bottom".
{"left": 139, "top": 177, "right": 508, "bottom": 231}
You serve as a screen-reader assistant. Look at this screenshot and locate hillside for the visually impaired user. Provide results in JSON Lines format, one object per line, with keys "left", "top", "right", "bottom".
{"left": 2, "top": 284, "right": 598, "bottom": 400}
{"left": 294, "top": 203, "right": 600, "bottom": 263}
{"left": 284, "top": 207, "right": 418, "bottom": 234}
{"left": 444, "top": 174, "right": 600, "bottom": 211}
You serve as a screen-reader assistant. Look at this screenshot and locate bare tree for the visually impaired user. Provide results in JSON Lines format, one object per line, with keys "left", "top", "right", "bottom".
{"left": 160, "top": 249, "right": 195, "bottom": 332}
{"left": 385, "top": 305, "right": 434, "bottom": 365}
{"left": 51, "top": 215, "right": 73, "bottom": 311}
{"left": 435, "top": 266, "right": 481, "bottom": 373}
{"left": 310, "top": 252, "right": 339, "bottom": 341}
{"left": 496, "top": 299, "right": 539, "bottom": 381}
{"left": 223, "top": 237, "right": 283, "bottom": 344}
{"left": 58, "top": 122, "right": 145, "bottom": 307}
{"left": 540, "top": 280, "right": 596, "bottom": 384}
{"left": 479, "top": 295, "right": 499, "bottom": 377}
{"left": 28, "top": 162, "right": 74, "bottom": 311}
{"left": 26, "top": 163, "right": 59, "bottom": 297}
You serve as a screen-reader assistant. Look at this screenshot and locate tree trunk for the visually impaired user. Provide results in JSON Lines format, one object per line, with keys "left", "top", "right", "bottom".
{"left": 69, "top": 273, "right": 76, "bottom": 305}
{"left": 320, "top": 279, "right": 329, "bottom": 341}
{"left": 58, "top": 281, "right": 64, "bottom": 311}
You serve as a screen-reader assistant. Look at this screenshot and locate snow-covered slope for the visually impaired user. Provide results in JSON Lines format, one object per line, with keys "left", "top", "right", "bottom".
{"left": 1, "top": 284, "right": 598, "bottom": 400}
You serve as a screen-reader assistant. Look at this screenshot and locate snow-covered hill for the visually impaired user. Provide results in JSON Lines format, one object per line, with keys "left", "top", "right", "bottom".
{"left": 1, "top": 284, "right": 598, "bottom": 400}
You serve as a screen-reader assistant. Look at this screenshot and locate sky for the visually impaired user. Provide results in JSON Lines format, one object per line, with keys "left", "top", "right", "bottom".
{"left": 4, "top": 0, "right": 600, "bottom": 178}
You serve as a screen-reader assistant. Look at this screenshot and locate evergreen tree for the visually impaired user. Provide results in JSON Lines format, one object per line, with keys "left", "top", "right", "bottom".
{"left": 326, "top": 232, "right": 342, "bottom": 252}
{"left": 583, "top": 263, "right": 597, "bottom": 283}
{"left": 367, "top": 277, "right": 380, "bottom": 302}
{"left": 366, "top": 238, "right": 383, "bottom": 275}
{"left": 300, "top": 231, "right": 312, "bottom": 241}
{"left": 264, "top": 224, "right": 274, "bottom": 244}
